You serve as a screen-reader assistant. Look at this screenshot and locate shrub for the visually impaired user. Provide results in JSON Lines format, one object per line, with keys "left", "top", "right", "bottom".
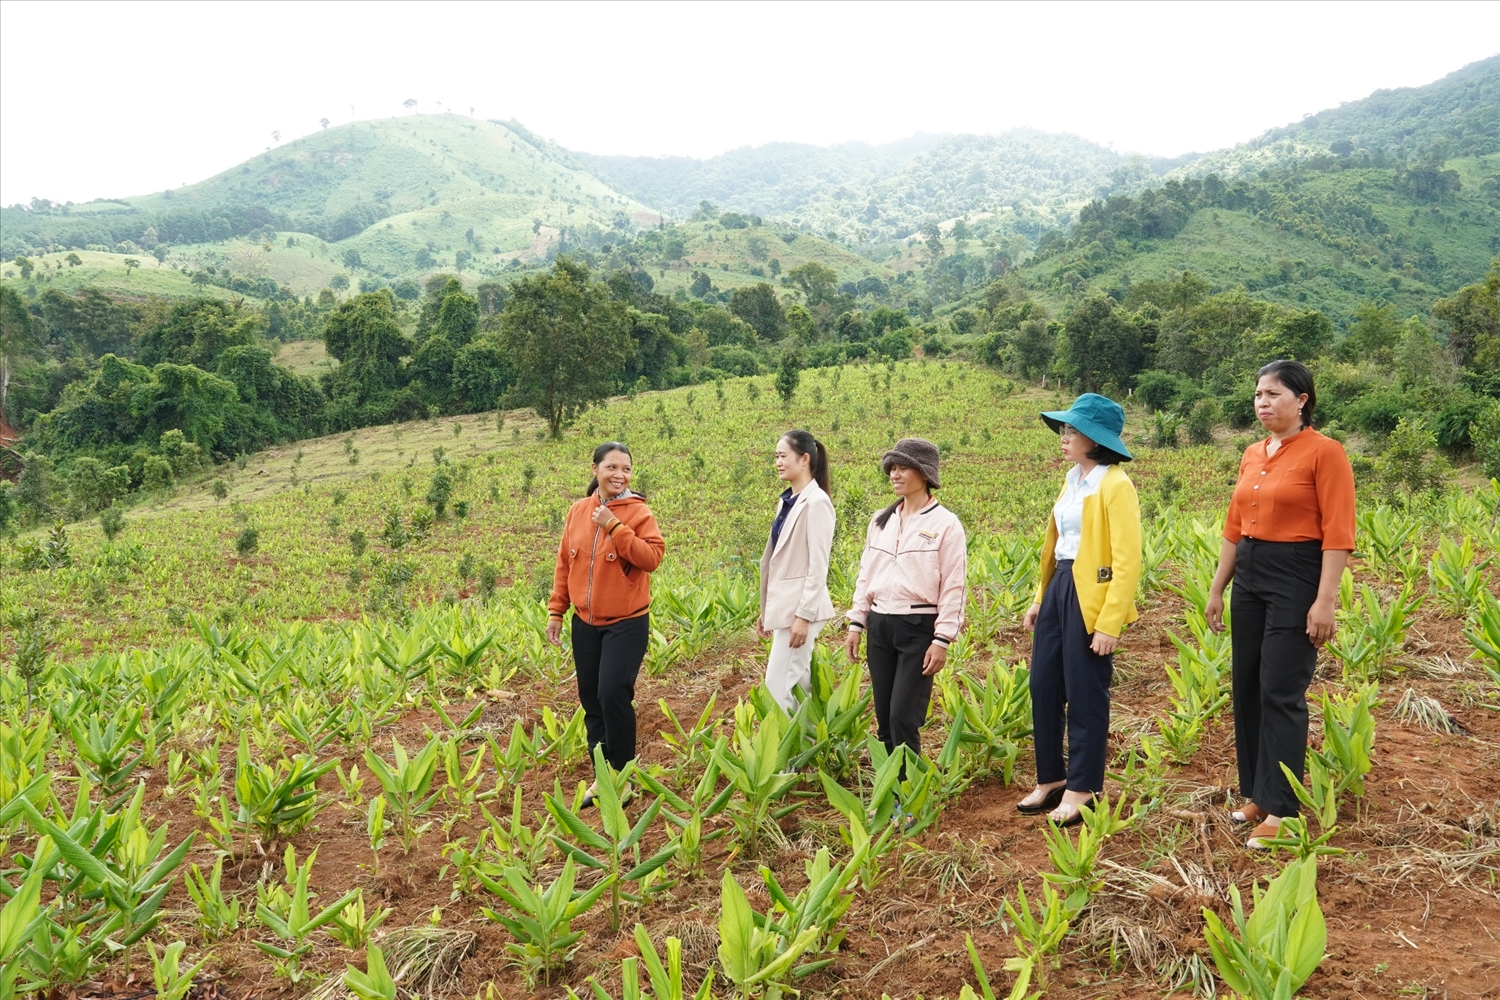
{"left": 1135, "top": 370, "right": 1188, "bottom": 413}
{"left": 235, "top": 526, "right": 260, "bottom": 557}
{"left": 143, "top": 455, "right": 175, "bottom": 493}
{"left": 1149, "top": 411, "right": 1182, "bottom": 448}
{"left": 1186, "top": 398, "right": 1219, "bottom": 445}
{"left": 99, "top": 503, "right": 126, "bottom": 542}
{"left": 1375, "top": 417, "right": 1450, "bottom": 501}
{"left": 1470, "top": 400, "right": 1500, "bottom": 481}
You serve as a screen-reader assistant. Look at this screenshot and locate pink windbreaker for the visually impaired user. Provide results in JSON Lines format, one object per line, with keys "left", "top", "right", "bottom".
{"left": 847, "top": 500, "right": 967, "bottom": 643}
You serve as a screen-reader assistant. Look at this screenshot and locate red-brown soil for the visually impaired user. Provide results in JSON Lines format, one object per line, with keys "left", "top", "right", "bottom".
{"left": 37, "top": 595, "right": 1500, "bottom": 1000}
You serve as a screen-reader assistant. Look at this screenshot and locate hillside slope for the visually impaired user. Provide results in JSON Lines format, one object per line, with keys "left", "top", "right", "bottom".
{"left": 1016, "top": 153, "right": 1500, "bottom": 324}
{"left": 1, "top": 116, "right": 656, "bottom": 281}
{"left": 1174, "top": 55, "right": 1500, "bottom": 182}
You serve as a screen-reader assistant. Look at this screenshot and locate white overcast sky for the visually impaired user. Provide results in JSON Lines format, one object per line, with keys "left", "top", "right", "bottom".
{"left": 2, "top": 1, "right": 1496, "bottom": 206}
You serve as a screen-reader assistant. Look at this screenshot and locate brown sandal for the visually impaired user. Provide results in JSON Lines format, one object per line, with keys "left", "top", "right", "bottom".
{"left": 1246, "top": 820, "right": 1281, "bottom": 850}
{"left": 1231, "top": 802, "right": 1267, "bottom": 825}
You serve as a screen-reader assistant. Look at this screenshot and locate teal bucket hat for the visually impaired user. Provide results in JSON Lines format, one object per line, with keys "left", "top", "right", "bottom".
{"left": 1041, "top": 393, "right": 1133, "bottom": 460}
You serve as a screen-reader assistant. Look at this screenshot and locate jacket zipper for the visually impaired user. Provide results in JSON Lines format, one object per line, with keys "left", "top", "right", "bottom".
{"left": 585, "top": 495, "right": 618, "bottom": 625}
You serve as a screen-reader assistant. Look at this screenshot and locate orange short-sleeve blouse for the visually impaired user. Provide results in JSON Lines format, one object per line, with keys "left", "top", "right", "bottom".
{"left": 1222, "top": 429, "right": 1356, "bottom": 551}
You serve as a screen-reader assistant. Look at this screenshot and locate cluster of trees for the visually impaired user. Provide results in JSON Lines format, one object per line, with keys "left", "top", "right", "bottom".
{"left": 4, "top": 257, "right": 925, "bottom": 527}
{"left": 973, "top": 260, "right": 1500, "bottom": 479}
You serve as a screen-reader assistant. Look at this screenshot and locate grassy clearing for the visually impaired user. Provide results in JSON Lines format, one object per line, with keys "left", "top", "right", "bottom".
{"left": 1, "top": 250, "right": 243, "bottom": 301}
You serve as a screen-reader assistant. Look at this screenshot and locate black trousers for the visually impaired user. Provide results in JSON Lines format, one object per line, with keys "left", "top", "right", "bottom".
{"left": 866, "top": 612, "right": 937, "bottom": 759}
{"left": 1231, "top": 539, "right": 1323, "bottom": 818}
{"left": 1030, "top": 560, "right": 1113, "bottom": 794}
{"left": 571, "top": 613, "right": 651, "bottom": 773}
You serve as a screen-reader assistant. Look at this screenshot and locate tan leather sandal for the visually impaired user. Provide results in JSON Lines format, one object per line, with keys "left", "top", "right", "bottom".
{"left": 1246, "top": 820, "right": 1281, "bottom": 850}
{"left": 1232, "top": 801, "right": 1268, "bottom": 825}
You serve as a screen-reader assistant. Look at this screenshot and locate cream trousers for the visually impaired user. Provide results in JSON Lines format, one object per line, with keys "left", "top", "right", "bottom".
{"left": 764, "top": 620, "right": 825, "bottom": 711}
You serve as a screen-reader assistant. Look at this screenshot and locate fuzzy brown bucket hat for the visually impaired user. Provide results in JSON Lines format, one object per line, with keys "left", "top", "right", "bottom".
{"left": 881, "top": 437, "right": 941, "bottom": 489}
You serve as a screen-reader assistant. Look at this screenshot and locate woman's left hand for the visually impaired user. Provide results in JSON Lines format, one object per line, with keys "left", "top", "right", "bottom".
{"left": 922, "top": 642, "right": 948, "bottom": 676}
{"left": 591, "top": 505, "right": 619, "bottom": 529}
{"left": 1090, "top": 632, "right": 1119, "bottom": 656}
{"left": 1306, "top": 597, "right": 1337, "bottom": 647}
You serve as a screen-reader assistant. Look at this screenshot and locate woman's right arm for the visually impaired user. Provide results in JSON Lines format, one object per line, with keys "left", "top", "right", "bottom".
{"left": 545, "top": 513, "right": 573, "bottom": 646}
{"left": 1205, "top": 538, "right": 1238, "bottom": 633}
{"left": 845, "top": 520, "right": 876, "bottom": 661}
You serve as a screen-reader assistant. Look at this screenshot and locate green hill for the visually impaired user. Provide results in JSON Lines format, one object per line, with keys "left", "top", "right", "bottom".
{"left": 1, "top": 115, "right": 657, "bottom": 282}
{"left": 1172, "top": 56, "right": 1500, "bottom": 183}
{"left": 1015, "top": 153, "right": 1500, "bottom": 324}
{"left": 581, "top": 130, "right": 1197, "bottom": 252}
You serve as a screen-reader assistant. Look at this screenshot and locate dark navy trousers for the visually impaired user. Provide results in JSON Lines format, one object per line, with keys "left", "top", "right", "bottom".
{"left": 1030, "top": 560, "right": 1114, "bottom": 794}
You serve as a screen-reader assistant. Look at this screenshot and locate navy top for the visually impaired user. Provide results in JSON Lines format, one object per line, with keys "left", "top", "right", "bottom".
{"left": 769, "top": 488, "right": 798, "bottom": 552}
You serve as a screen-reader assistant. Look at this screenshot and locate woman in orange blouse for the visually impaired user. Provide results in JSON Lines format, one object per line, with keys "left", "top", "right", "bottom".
{"left": 1206, "top": 360, "right": 1355, "bottom": 849}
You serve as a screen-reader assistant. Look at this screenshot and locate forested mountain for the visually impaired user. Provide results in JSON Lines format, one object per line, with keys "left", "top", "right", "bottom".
{"left": 583, "top": 130, "right": 1197, "bottom": 250}
{"left": 1174, "top": 56, "right": 1500, "bottom": 182}
{"left": 577, "top": 134, "right": 949, "bottom": 223}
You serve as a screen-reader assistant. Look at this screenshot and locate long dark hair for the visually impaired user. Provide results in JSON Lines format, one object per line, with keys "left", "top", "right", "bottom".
{"left": 586, "top": 440, "right": 633, "bottom": 497}
{"left": 1257, "top": 359, "right": 1316, "bottom": 428}
{"left": 873, "top": 462, "right": 932, "bottom": 530}
{"left": 781, "top": 429, "right": 830, "bottom": 495}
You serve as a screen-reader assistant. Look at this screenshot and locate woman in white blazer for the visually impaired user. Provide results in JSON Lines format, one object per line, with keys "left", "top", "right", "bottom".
{"left": 757, "top": 429, "right": 837, "bottom": 711}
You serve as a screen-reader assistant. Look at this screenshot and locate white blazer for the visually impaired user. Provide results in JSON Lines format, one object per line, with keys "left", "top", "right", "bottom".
{"left": 758, "top": 480, "right": 837, "bottom": 630}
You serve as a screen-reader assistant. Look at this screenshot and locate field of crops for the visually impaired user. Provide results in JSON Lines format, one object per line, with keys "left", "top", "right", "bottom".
{"left": 3, "top": 359, "right": 1499, "bottom": 999}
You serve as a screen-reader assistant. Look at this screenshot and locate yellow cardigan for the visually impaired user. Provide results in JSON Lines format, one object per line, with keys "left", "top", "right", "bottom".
{"left": 1031, "top": 464, "right": 1142, "bottom": 638}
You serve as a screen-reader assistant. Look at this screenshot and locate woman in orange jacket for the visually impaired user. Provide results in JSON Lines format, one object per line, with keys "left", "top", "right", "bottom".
{"left": 546, "top": 442, "right": 665, "bottom": 803}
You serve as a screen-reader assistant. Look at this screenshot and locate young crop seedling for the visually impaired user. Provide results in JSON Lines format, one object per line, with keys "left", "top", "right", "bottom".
{"left": 217, "top": 733, "right": 335, "bottom": 855}
{"left": 545, "top": 747, "right": 680, "bottom": 930}
{"left": 148, "top": 941, "right": 209, "bottom": 1000}
{"left": 1002, "top": 881, "right": 1070, "bottom": 986}
{"left": 344, "top": 942, "right": 399, "bottom": 1000}
{"left": 1202, "top": 854, "right": 1328, "bottom": 999}
{"left": 184, "top": 854, "right": 241, "bottom": 940}
{"left": 479, "top": 857, "right": 612, "bottom": 987}
{"left": 717, "top": 869, "right": 821, "bottom": 1000}
{"left": 254, "top": 845, "right": 360, "bottom": 984}
{"left": 364, "top": 734, "right": 442, "bottom": 853}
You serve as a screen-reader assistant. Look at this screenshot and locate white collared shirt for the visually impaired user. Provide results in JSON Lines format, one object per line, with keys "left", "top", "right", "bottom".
{"left": 1053, "top": 463, "right": 1107, "bottom": 561}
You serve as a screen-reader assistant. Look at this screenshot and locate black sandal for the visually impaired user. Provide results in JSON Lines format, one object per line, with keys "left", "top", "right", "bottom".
{"left": 1047, "top": 794, "right": 1099, "bottom": 828}
{"left": 1016, "top": 785, "right": 1065, "bottom": 815}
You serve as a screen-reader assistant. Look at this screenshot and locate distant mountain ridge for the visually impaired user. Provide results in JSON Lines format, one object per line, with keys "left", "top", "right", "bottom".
{"left": 2, "top": 57, "right": 1493, "bottom": 282}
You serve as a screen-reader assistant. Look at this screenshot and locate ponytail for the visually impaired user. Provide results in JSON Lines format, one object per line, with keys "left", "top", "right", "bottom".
{"left": 873, "top": 500, "right": 901, "bottom": 530}
{"left": 780, "top": 429, "right": 830, "bottom": 494}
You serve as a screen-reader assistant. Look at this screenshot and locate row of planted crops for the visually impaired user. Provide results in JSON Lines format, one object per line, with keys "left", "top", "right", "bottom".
{"left": 4, "top": 480, "right": 1500, "bottom": 999}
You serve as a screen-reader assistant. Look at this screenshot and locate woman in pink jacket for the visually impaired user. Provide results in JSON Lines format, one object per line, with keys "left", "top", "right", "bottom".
{"left": 844, "top": 437, "right": 968, "bottom": 763}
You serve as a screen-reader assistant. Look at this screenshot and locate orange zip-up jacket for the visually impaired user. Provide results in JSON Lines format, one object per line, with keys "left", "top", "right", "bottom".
{"left": 548, "top": 492, "right": 665, "bottom": 626}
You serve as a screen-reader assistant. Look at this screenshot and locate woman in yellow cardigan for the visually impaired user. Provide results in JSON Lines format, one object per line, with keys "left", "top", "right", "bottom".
{"left": 1017, "top": 393, "right": 1142, "bottom": 826}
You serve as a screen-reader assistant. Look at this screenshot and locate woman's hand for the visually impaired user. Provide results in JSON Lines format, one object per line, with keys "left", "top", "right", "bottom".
{"left": 921, "top": 642, "right": 948, "bottom": 676}
{"left": 1206, "top": 590, "right": 1226, "bottom": 633}
{"left": 1022, "top": 603, "right": 1041, "bottom": 632}
{"left": 1306, "top": 597, "right": 1337, "bottom": 647}
{"left": 545, "top": 619, "right": 563, "bottom": 647}
{"left": 844, "top": 629, "right": 862, "bottom": 663}
{"left": 1090, "top": 632, "right": 1119, "bottom": 656}
{"left": 754, "top": 616, "right": 770, "bottom": 640}
{"left": 590, "top": 505, "right": 619, "bottom": 530}
{"left": 789, "top": 617, "right": 810, "bottom": 648}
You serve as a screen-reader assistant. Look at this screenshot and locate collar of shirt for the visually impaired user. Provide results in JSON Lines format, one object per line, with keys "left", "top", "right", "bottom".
{"left": 1067, "top": 463, "right": 1107, "bottom": 490}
